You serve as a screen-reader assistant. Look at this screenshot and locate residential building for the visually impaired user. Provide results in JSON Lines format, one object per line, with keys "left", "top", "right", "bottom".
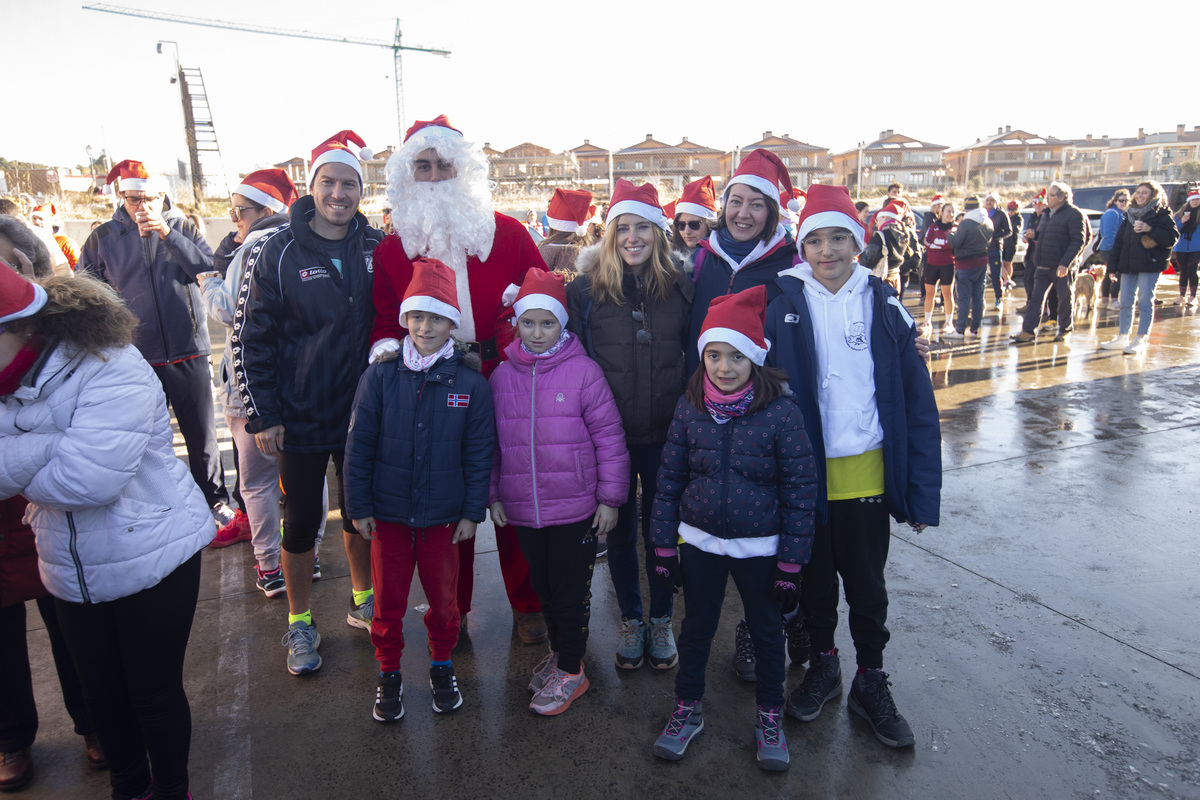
{"left": 1059, "top": 135, "right": 1124, "bottom": 184}
{"left": 943, "top": 126, "right": 1069, "bottom": 188}
{"left": 612, "top": 135, "right": 707, "bottom": 191}
{"left": 1101, "top": 125, "right": 1200, "bottom": 183}
{"left": 831, "top": 130, "right": 948, "bottom": 191}
{"left": 569, "top": 140, "right": 611, "bottom": 187}
{"left": 718, "top": 132, "right": 832, "bottom": 189}
{"left": 274, "top": 157, "right": 307, "bottom": 196}
{"left": 485, "top": 142, "right": 579, "bottom": 190}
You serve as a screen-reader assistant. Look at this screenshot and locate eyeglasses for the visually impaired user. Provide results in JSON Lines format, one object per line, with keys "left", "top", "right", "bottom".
{"left": 122, "top": 194, "right": 161, "bottom": 206}
{"left": 675, "top": 219, "right": 704, "bottom": 232}
{"left": 633, "top": 305, "right": 651, "bottom": 345}
{"left": 229, "top": 205, "right": 260, "bottom": 222}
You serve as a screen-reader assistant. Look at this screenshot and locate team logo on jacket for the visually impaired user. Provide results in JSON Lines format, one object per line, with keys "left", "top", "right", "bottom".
{"left": 447, "top": 394, "right": 470, "bottom": 408}
{"left": 784, "top": 313, "right": 800, "bottom": 323}
{"left": 555, "top": 392, "right": 565, "bottom": 402}
{"left": 846, "top": 322, "right": 869, "bottom": 351}
{"left": 299, "top": 266, "right": 331, "bottom": 282}
{"left": 364, "top": 253, "right": 374, "bottom": 273}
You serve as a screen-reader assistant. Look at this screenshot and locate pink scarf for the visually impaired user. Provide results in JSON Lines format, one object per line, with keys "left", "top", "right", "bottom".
{"left": 402, "top": 335, "right": 455, "bottom": 372}
{"left": 702, "top": 373, "right": 754, "bottom": 423}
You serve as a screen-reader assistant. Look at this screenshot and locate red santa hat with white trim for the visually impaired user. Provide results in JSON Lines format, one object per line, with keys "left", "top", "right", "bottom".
{"left": 546, "top": 188, "right": 593, "bottom": 235}
{"left": 403, "top": 114, "right": 464, "bottom": 150}
{"left": 31, "top": 203, "right": 56, "bottom": 222}
{"left": 726, "top": 149, "right": 794, "bottom": 211}
{"left": 310, "top": 130, "right": 372, "bottom": 183}
{"left": 780, "top": 187, "right": 806, "bottom": 214}
{"left": 676, "top": 176, "right": 718, "bottom": 220}
{"left": 606, "top": 179, "right": 670, "bottom": 231}
{"left": 232, "top": 169, "right": 297, "bottom": 214}
{"left": 105, "top": 159, "right": 159, "bottom": 193}
{"left": 0, "top": 267, "right": 48, "bottom": 324}
{"left": 696, "top": 284, "right": 771, "bottom": 366}
{"left": 400, "top": 257, "right": 461, "bottom": 329}
{"left": 796, "top": 184, "right": 866, "bottom": 250}
{"left": 1189, "top": 188, "right": 1200, "bottom": 203}
{"left": 510, "top": 269, "right": 568, "bottom": 327}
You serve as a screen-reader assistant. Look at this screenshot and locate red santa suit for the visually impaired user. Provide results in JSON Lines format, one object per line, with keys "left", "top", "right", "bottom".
{"left": 370, "top": 212, "right": 548, "bottom": 615}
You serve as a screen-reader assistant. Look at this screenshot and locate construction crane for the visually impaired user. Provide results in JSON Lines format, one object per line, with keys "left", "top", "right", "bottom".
{"left": 83, "top": 4, "right": 451, "bottom": 141}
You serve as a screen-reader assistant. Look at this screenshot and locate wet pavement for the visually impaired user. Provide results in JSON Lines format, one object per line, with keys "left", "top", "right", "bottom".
{"left": 16, "top": 278, "right": 1200, "bottom": 800}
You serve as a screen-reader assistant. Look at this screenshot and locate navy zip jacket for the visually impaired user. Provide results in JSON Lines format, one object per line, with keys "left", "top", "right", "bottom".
{"left": 232, "top": 196, "right": 384, "bottom": 450}
{"left": 650, "top": 393, "right": 816, "bottom": 565}
{"left": 765, "top": 272, "right": 941, "bottom": 527}
{"left": 344, "top": 349, "right": 494, "bottom": 528}
{"left": 685, "top": 231, "right": 797, "bottom": 374}
{"left": 77, "top": 200, "right": 213, "bottom": 364}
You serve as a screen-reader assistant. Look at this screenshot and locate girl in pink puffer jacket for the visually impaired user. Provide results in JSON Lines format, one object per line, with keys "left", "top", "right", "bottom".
{"left": 489, "top": 271, "right": 629, "bottom": 717}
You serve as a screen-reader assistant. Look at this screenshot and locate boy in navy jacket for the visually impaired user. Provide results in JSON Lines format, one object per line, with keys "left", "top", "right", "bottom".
{"left": 345, "top": 259, "right": 494, "bottom": 722}
{"left": 764, "top": 185, "right": 941, "bottom": 749}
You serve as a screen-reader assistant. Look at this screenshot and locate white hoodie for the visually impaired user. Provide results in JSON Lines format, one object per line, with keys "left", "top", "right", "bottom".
{"left": 778, "top": 261, "right": 883, "bottom": 459}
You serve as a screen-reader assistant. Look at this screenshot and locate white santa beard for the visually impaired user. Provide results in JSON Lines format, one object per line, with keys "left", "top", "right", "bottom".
{"left": 394, "top": 180, "right": 497, "bottom": 342}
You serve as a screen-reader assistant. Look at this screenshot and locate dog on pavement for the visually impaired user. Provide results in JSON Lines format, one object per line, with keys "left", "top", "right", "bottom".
{"left": 1074, "top": 266, "right": 1102, "bottom": 317}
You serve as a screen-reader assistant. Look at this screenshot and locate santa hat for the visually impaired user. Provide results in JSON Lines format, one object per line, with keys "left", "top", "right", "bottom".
{"left": 400, "top": 258, "right": 461, "bottom": 328}
{"left": 546, "top": 188, "right": 593, "bottom": 235}
{"left": 105, "top": 159, "right": 157, "bottom": 193}
{"left": 697, "top": 285, "right": 771, "bottom": 366}
{"left": 795, "top": 184, "right": 866, "bottom": 250}
{"left": 509, "top": 269, "right": 568, "bottom": 328}
{"left": 0, "top": 267, "right": 48, "bottom": 324}
{"left": 930, "top": 195, "right": 945, "bottom": 206}
{"left": 310, "top": 131, "right": 372, "bottom": 183}
{"left": 606, "top": 179, "right": 670, "bottom": 231}
{"left": 676, "top": 176, "right": 719, "bottom": 220}
{"left": 403, "top": 114, "right": 464, "bottom": 150}
{"left": 1188, "top": 188, "right": 1200, "bottom": 202}
{"left": 1033, "top": 188, "right": 1047, "bottom": 205}
{"left": 985, "top": 192, "right": 1001, "bottom": 203}
{"left": 727, "top": 149, "right": 794, "bottom": 210}
{"left": 232, "top": 169, "right": 297, "bottom": 214}
{"left": 663, "top": 200, "right": 676, "bottom": 219}
{"left": 780, "top": 187, "right": 806, "bottom": 214}
{"left": 31, "top": 203, "right": 56, "bottom": 220}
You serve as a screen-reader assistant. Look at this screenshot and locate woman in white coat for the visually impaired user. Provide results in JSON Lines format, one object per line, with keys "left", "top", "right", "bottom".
{"left": 0, "top": 269, "right": 211, "bottom": 800}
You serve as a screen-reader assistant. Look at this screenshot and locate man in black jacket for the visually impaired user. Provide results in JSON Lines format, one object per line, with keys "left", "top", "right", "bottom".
{"left": 77, "top": 159, "right": 230, "bottom": 525}
{"left": 984, "top": 193, "right": 1012, "bottom": 308}
{"left": 1011, "top": 182, "right": 1087, "bottom": 342}
{"left": 233, "top": 131, "right": 384, "bottom": 676}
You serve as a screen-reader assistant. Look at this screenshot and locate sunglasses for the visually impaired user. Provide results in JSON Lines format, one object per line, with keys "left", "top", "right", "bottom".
{"left": 230, "top": 205, "right": 260, "bottom": 222}
{"left": 632, "top": 305, "right": 652, "bottom": 345}
{"left": 675, "top": 219, "right": 704, "bottom": 232}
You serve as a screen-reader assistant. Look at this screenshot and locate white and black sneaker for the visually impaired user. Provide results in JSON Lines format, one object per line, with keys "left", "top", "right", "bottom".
{"left": 430, "top": 663, "right": 463, "bottom": 713}
{"left": 372, "top": 671, "right": 404, "bottom": 722}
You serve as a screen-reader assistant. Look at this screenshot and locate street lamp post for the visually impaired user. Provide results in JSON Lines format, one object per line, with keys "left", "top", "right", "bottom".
{"left": 85, "top": 145, "right": 96, "bottom": 193}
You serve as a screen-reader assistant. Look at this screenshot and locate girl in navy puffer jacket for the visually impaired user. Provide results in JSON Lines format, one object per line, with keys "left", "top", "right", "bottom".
{"left": 648, "top": 286, "right": 816, "bottom": 772}
{"left": 489, "top": 271, "right": 629, "bottom": 716}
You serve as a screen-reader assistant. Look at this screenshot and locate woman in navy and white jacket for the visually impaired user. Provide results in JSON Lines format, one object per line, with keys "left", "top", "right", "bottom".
{"left": 0, "top": 270, "right": 210, "bottom": 800}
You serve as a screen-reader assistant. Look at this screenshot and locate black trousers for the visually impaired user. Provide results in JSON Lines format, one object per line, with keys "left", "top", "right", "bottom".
{"left": 153, "top": 357, "right": 227, "bottom": 508}
{"left": 0, "top": 596, "right": 91, "bottom": 752}
{"left": 802, "top": 496, "right": 891, "bottom": 670}
{"left": 277, "top": 450, "right": 349, "bottom": 554}
{"left": 516, "top": 519, "right": 597, "bottom": 674}
{"left": 1022, "top": 266, "right": 1075, "bottom": 334}
{"left": 54, "top": 552, "right": 201, "bottom": 800}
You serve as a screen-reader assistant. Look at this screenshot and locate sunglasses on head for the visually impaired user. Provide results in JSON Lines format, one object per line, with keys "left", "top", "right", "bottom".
{"left": 675, "top": 219, "right": 704, "bottom": 232}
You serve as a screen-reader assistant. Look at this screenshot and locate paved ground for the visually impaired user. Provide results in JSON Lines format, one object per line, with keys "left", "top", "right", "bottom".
{"left": 15, "top": 279, "right": 1200, "bottom": 799}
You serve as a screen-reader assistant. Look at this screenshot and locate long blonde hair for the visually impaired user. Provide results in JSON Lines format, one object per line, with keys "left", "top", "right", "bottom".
{"left": 588, "top": 215, "right": 678, "bottom": 305}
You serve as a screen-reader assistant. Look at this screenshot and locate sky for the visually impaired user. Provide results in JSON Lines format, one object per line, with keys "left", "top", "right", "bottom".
{"left": 2, "top": 0, "right": 1192, "bottom": 189}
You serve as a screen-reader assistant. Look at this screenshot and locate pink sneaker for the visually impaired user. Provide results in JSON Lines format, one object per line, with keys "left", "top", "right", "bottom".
{"left": 210, "top": 509, "right": 251, "bottom": 548}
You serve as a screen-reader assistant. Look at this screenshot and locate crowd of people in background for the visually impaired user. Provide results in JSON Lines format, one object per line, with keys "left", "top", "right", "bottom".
{"left": 4, "top": 114, "right": 1199, "bottom": 794}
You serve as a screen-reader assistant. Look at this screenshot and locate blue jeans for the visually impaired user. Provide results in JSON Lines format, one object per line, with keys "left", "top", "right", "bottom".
{"left": 675, "top": 545, "right": 785, "bottom": 707}
{"left": 1119, "top": 271, "right": 1160, "bottom": 337}
{"left": 607, "top": 442, "right": 674, "bottom": 622}
{"left": 953, "top": 266, "right": 987, "bottom": 333}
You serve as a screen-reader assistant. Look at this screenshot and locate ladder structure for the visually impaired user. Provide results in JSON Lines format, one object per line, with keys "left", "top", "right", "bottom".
{"left": 177, "top": 66, "right": 228, "bottom": 203}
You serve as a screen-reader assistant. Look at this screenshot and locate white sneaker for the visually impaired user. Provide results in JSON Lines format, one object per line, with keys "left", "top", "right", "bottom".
{"left": 942, "top": 329, "right": 965, "bottom": 340}
{"left": 963, "top": 330, "right": 979, "bottom": 341}
{"left": 1100, "top": 335, "right": 1129, "bottom": 351}
{"left": 1123, "top": 336, "right": 1145, "bottom": 355}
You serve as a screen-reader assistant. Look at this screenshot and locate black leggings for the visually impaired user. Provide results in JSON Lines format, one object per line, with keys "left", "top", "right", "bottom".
{"left": 516, "top": 519, "right": 597, "bottom": 674}
{"left": 1177, "top": 252, "right": 1200, "bottom": 297}
{"left": 277, "top": 450, "right": 349, "bottom": 553}
{"left": 54, "top": 551, "right": 201, "bottom": 800}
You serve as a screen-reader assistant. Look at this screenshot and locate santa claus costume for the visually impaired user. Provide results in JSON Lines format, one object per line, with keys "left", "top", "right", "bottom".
{"left": 370, "top": 115, "right": 548, "bottom": 641}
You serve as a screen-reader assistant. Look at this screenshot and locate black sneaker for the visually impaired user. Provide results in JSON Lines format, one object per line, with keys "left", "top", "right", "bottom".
{"left": 783, "top": 612, "right": 810, "bottom": 667}
{"left": 430, "top": 663, "right": 463, "bottom": 713}
{"left": 733, "top": 620, "right": 757, "bottom": 682}
{"left": 784, "top": 650, "right": 842, "bottom": 722}
{"left": 848, "top": 669, "right": 915, "bottom": 748}
{"left": 372, "top": 671, "right": 404, "bottom": 722}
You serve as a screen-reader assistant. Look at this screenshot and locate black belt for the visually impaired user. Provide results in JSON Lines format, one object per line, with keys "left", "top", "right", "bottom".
{"left": 464, "top": 337, "right": 499, "bottom": 361}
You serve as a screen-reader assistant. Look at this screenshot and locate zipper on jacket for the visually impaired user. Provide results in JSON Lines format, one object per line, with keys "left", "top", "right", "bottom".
{"left": 66, "top": 512, "right": 92, "bottom": 604}
{"left": 529, "top": 361, "right": 540, "bottom": 528}
{"left": 720, "top": 421, "right": 733, "bottom": 539}
{"left": 142, "top": 238, "right": 171, "bottom": 358}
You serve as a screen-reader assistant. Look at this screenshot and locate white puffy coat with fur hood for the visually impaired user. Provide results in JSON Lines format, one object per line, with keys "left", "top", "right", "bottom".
{"left": 0, "top": 341, "right": 211, "bottom": 603}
